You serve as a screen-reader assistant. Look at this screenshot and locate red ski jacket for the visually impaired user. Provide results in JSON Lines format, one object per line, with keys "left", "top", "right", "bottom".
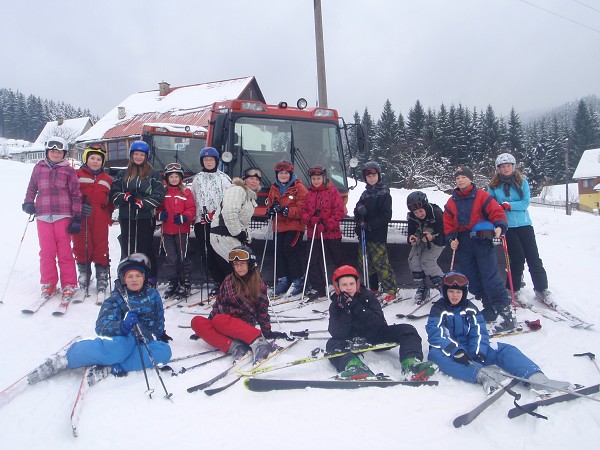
{"left": 156, "top": 185, "right": 196, "bottom": 235}
{"left": 301, "top": 181, "right": 346, "bottom": 239}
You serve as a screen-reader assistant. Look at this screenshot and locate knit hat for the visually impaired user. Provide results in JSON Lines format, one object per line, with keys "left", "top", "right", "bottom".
{"left": 453, "top": 166, "right": 473, "bottom": 181}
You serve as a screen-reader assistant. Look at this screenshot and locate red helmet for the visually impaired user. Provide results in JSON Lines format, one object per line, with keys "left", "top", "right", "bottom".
{"left": 332, "top": 265, "right": 360, "bottom": 294}
{"left": 274, "top": 159, "right": 294, "bottom": 173}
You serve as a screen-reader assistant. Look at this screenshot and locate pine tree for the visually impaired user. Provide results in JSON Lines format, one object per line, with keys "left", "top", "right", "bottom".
{"left": 407, "top": 100, "right": 426, "bottom": 141}
{"left": 506, "top": 108, "right": 526, "bottom": 161}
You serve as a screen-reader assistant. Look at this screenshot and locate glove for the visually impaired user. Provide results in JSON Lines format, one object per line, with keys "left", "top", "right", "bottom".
{"left": 22, "top": 202, "right": 35, "bottom": 215}
{"left": 337, "top": 291, "right": 356, "bottom": 311}
{"left": 123, "top": 192, "right": 136, "bottom": 203}
{"left": 316, "top": 223, "right": 325, "bottom": 235}
{"left": 81, "top": 203, "right": 93, "bottom": 217}
{"left": 234, "top": 230, "right": 248, "bottom": 243}
{"left": 158, "top": 211, "right": 168, "bottom": 222}
{"left": 309, "top": 216, "right": 320, "bottom": 227}
{"left": 501, "top": 202, "right": 511, "bottom": 211}
{"left": 67, "top": 216, "right": 82, "bottom": 234}
{"left": 202, "top": 211, "right": 214, "bottom": 224}
{"left": 355, "top": 204, "right": 367, "bottom": 217}
{"left": 157, "top": 331, "right": 173, "bottom": 343}
{"left": 134, "top": 199, "right": 144, "bottom": 209}
{"left": 453, "top": 350, "right": 472, "bottom": 366}
{"left": 280, "top": 206, "right": 289, "bottom": 217}
{"left": 266, "top": 331, "right": 289, "bottom": 340}
{"left": 359, "top": 221, "right": 370, "bottom": 231}
{"left": 174, "top": 214, "right": 189, "bottom": 225}
{"left": 121, "top": 310, "right": 140, "bottom": 335}
{"left": 473, "top": 353, "right": 486, "bottom": 364}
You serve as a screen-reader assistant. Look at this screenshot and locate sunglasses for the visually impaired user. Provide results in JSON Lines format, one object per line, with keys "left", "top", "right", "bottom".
{"left": 443, "top": 272, "right": 469, "bottom": 288}
{"left": 229, "top": 249, "right": 252, "bottom": 262}
{"left": 408, "top": 202, "right": 426, "bottom": 212}
{"left": 46, "top": 140, "right": 66, "bottom": 150}
{"left": 244, "top": 169, "right": 262, "bottom": 180}
{"left": 362, "top": 168, "right": 378, "bottom": 176}
{"left": 308, "top": 166, "right": 326, "bottom": 177}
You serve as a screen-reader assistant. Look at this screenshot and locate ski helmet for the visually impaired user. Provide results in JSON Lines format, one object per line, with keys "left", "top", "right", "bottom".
{"left": 470, "top": 221, "right": 495, "bottom": 240}
{"left": 199, "top": 147, "right": 220, "bottom": 168}
{"left": 274, "top": 160, "right": 294, "bottom": 173}
{"left": 308, "top": 164, "right": 327, "bottom": 183}
{"left": 45, "top": 136, "right": 68, "bottom": 159}
{"left": 228, "top": 245, "right": 257, "bottom": 270}
{"left": 242, "top": 167, "right": 262, "bottom": 181}
{"left": 163, "top": 162, "right": 184, "bottom": 182}
{"left": 361, "top": 161, "right": 381, "bottom": 182}
{"left": 332, "top": 265, "right": 360, "bottom": 294}
{"left": 407, "top": 191, "right": 429, "bottom": 212}
{"left": 495, "top": 152, "right": 516, "bottom": 169}
{"left": 117, "top": 253, "right": 151, "bottom": 284}
{"left": 130, "top": 140, "right": 150, "bottom": 159}
{"left": 441, "top": 271, "right": 469, "bottom": 305}
{"left": 82, "top": 144, "right": 106, "bottom": 166}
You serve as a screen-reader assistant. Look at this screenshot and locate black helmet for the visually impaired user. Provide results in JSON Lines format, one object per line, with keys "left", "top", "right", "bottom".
{"left": 117, "top": 253, "right": 151, "bottom": 284}
{"left": 228, "top": 245, "right": 257, "bottom": 270}
{"left": 407, "top": 191, "right": 429, "bottom": 211}
{"left": 361, "top": 161, "right": 381, "bottom": 182}
{"left": 308, "top": 164, "right": 327, "bottom": 183}
{"left": 163, "top": 162, "right": 184, "bottom": 181}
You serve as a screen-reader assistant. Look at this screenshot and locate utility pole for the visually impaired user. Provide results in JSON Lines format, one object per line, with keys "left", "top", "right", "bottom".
{"left": 313, "top": 0, "right": 328, "bottom": 108}
{"left": 565, "top": 138, "right": 571, "bottom": 216}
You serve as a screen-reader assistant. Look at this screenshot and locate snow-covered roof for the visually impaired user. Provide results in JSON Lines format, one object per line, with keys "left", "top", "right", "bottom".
{"left": 0, "top": 137, "right": 33, "bottom": 154}
{"left": 573, "top": 148, "right": 600, "bottom": 179}
{"left": 535, "top": 183, "right": 579, "bottom": 202}
{"left": 35, "top": 117, "right": 92, "bottom": 146}
{"left": 77, "top": 77, "right": 259, "bottom": 142}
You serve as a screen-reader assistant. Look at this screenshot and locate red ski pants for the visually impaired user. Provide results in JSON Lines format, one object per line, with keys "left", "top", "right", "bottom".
{"left": 71, "top": 214, "right": 110, "bottom": 265}
{"left": 190, "top": 314, "right": 261, "bottom": 353}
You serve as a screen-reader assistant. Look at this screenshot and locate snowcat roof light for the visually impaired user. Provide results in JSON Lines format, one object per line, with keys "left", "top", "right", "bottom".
{"left": 241, "top": 101, "right": 266, "bottom": 112}
{"left": 314, "top": 108, "right": 335, "bottom": 118}
{"left": 297, "top": 98, "right": 308, "bottom": 110}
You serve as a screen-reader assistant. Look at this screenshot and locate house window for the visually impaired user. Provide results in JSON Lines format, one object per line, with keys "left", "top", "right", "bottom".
{"left": 582, "top": 179, "right": 594, "bottom": 189}
{"left": 108, "top": 141, "right": 128, "bottom": 161}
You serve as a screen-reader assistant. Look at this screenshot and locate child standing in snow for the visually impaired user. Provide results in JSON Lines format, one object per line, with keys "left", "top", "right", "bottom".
{"left": 109, "top": 141, "right": 165, "bottom": 285}
{"left": 300, "top": 164, "right": 347, "bottom": 299}
{"left": 191, "top": 147, "right": 232, "bottom": 291}
{"left": 22, "top": 136, "right": 82, "bottom": 301}
{"left": 354, "top": 161, "right": 396, "bottom": 300}
{"left": 26, "top": 253, "right": 172, "bottom": 385}
{"left": 156, "top": 163, "right": 196, "bottom": 299}
{"left": 487, "top": 153, "right": 553, "bottom": 305}
{"left": 443, "top": 166, "right": 516, "bottom": 333}
{"left": 327, "top": 265, "right": 437, "bottom": 380}
{"left": 406, "top": 191, "right": 446, "bottom": 304}
{"left": 426, "top": 271, "right": 570, "bottom": 393}
{"left": 190, "top": 246, "right": 286, "bottom": 364}
{"left": 72, "top": 144, "right": 113, "bottom": 297}
{"left": 266, "top": 160, "right": 308, "bottom": 296}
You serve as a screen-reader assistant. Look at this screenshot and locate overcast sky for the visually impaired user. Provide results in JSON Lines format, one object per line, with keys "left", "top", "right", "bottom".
{"left": 2, "top": 0, "right": 599, "bottom": 123}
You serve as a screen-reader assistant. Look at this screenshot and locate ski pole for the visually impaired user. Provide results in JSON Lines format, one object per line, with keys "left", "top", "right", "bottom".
{"left": 574, "top": 352, "right": 600, "bottom": 376}
{"left": 361, "top": 228, "right": 370, "bottom": 290}
{"left": 273, "top": 213, "right": 279, "bottom": 291}
{"left": 501, "top": 235, "right": 517, "bottom": 312}
{"left": 320, "top": 230, "right": 330, "bottom": 302}
{"left": 127, "top": 202, "right": 132, "bottom": 257}
{"left": 260, "top": 217, "right": 272, "bottom": 273}
{"left": 83, "top": 195, "right": 90, "bottom": 298}
{"left": 450, "top": 245, "right": 456, "bottom": 271}
{"left": 301, "top": 222, "right": 318, "bottom": 301}
{"left": 1, "top": 214, "right": 34, "bottom": 304}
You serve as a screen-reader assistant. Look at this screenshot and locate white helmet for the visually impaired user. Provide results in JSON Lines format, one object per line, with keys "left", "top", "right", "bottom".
{"left": 495, "top": 153, "right": 516, "bottom": 168}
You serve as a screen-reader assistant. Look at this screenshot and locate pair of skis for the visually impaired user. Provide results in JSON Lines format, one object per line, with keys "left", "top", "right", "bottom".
{"left": 21, "top": 290, "right": 84, "bottom": 315}
{"left": 520, "top": 299, "right": 593, "bottom": 329}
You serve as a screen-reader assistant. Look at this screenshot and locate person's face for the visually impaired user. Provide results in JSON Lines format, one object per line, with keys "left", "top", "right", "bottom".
{"left": 47, "top": 149, "right": 64, "bottom": 163}
{"left": 455, "top": 175, "right": 472, "bottom": 190}
{"left": 124, "top": 270, "right": 145, "bottom": 291}
{"left": 446, "top": 288, "right": 463, "bottom": 306}
{"left": 413, "top": 208, "right": 426, "bottom": 219}
{"left": 337, "top": 275, "right": 358, "bottom": 297}
{"left": 365, "top": 173, "right": 378, "bottom": 186}
{"left": 203, "top": 157, "right": 216, "bottom": 170}
{"left": 131, "top": 151, "right": 146, "bottom": 165}
{"left": 277, "top": 171, "right": 291, "bottom": 183}
{"left": 232, "top": 260, "right": 249, "bottom": 277}
{"left": 86, "top": 154, "right": 103, "bottom": 171}
{"left": 168, "top": 173, "right": 181, "bottom": 186}
{"left": 311, "top": 175, "right": 324, "bottom": 187}
{"left": 498, "top": 163, "right": 514, "bottom": 176}
{"left": 244, "top": 176, "right": 261, "bottom": 192}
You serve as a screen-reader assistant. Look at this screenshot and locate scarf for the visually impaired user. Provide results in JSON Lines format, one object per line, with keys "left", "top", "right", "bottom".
{"left": 500, "top": 174, "right": 523, "bottom": 199}
{"left": 276, "top": 173, "right": 298, "bottom": 196}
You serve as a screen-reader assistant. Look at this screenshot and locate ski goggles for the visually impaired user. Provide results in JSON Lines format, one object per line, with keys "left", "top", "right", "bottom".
{"left": 408, "top": 202, "right": 426, "bottom": 212}
{"left": 443, "top": 272, "right": 469, "bottom": 288}
{"left": 124, "top": 253, "right": 151, "bottom": 269}
{"left": 362, "top": 168, "right": 378, "bottom": 176}
{"left": 470, "top": 229, "right": 495, "bottom": 240}
{"left": 243, "top": 168, "right": 262, "bottom": 180}
{"left": 164, "top": 162, "right": 184, "bottom": 175}
{"left": 228, "top": 248, "right": 254, "bottom": 262}
{"left": 274, "top": 161, "right": 294, "bottom": 172}
{"left": 308, "top": 165, "right": 326, "bottom": 177}
{"left": 87, "top": 143, "right": 105, "bottom": 151}
{"left": 46, "top": 140, "right": 66, "bottom": 150}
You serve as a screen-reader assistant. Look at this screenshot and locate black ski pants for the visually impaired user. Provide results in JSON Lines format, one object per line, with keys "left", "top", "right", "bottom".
{"left": 161, "top": 233, "right": 193, "bottom": 283}
{"left": 505, "top": 225, "right": 548, "bottom": 292}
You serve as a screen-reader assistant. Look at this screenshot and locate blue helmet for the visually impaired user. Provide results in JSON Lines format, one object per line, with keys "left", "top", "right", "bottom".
{"left": 199, "top": 147, "right": 219, "bottom": 168}
{"left": 471, "top": 221, "right": 495, "bottom": 240}
{"left": 130, "top": 140, "right": 150, "bottom": 158}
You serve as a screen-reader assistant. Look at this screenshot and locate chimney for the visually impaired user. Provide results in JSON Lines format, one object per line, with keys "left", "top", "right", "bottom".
{"left": 159, "top": 81, "right": 170, "bottom": 96}
{"left": 57, "top": 117, "right": 64, "bottom": 126}
{"left": 118, "top": 107, "right": 126, "bottom": 120}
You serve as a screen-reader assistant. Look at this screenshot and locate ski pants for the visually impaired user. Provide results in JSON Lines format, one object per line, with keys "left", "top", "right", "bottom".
{"left": 326, "top": 324, "right": 424, "bottom": 372}
{"left": 306, "top": 238, "right": 347, "bottom": 295}
{"left": 118, "top": 218, "right": 158, "bottom": 279}
{"left": 456, "top": 232, "right": 509, "bottom": 313}
{"left": 428, "top": 341, "right": 541, "bottom": 384}
{"left": 72, "top": 213, "right": 110, "bottom": 266}
{"left": 194, "top": 222, "right": 228, "bottom": 285}
{"left": 407, "top": 242, "right": 445, "bottom": 278}
{"left": 358, "top": 241, "right": 396, "bottom": 292}
{"left": 190, "top": 314, "right": 261, "bottom": 353}
{"left": 275, "top": 230, "right": 305, "bottom": 282}
{"left": 505, "top": 225, "right": 548, "bottom": 292}
{"left": 161, "top": 233, "right": 193, "bottom": 282}
{"left": 66, "top": 335, "right": 171, "bottom": 372}
{"left": 37, "top": 218, "right": 77, "bottom": 288}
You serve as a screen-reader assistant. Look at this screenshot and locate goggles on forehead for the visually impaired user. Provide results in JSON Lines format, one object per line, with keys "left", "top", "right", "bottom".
{"left": 443, "top": 272, "right": 469, "bottom": 288}
{"left": 362, "top": 168, "right": 378, "bottom": 176}
{"left": 46, "top": 140, "right": 66, "bottom": 151}
{"left": 228, "top": 249, "right": 252, "bottom": 262}
{"left": 408, "top": 202, "right": 426, "bottom": 212}
{"left": 243, "top": 169, "right": 262, "bottom": 180}
{"left": 88, "top": 144, "right": 105, "bottom": 151}
{"left": 126, "top": 252, "right": 151, "bottom": 267}
{"left": 308, "top": 167, "right": 326, "bottom": 177}
{"left": 165, "top": 162, "right": 183, "bottom": 171}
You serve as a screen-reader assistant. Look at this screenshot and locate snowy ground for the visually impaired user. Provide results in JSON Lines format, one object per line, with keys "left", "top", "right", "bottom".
{"left": 0, "top": 159, "right": 599, "bottom": 449}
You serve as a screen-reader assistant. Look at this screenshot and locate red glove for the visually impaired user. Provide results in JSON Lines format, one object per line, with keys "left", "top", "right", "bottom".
{"left": 134, "top": 199, "right": 144, "bottom": 209}
{"left": 501, "top": 202, "right": 511, "bottom": 211}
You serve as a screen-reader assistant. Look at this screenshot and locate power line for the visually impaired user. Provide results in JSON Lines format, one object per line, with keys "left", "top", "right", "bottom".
{"left": 572, "top": 0, "right": 600, "bottom": 15}
{"left": 517, "top": 0, "right": 600, "bottom": 35}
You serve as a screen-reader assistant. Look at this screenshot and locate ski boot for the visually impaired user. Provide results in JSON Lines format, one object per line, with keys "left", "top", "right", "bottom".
{"left": 378, "top": 290, "right": 397, "bottom": 304}
{"left": 285, "top": 277, "right": 304, "bottom": 297}
{"left": 228, "top": 339, "right": 251, "bottom": 363}
{"left": 528, "top": 372, "right": 573, "bottom": 396}
{"left": 27, "top": 351, "right": 69, "bottom": 385}
{"left": 250, "top": 336, "right": 274, "bottom": 364}
{"left": 163, "top": 278, "right": 179, "bottom": 299}
{"left": 176, "top": 281, "right": 192, "bottom": 299}
{"left": 77, "top": 263, "right": 91, "bottom": 290}
{"left": 429, "top": 275, "right": 443, "bottom": 298}
{"left": 41, "top": 283, "right": 57, "bottom": 298}
{"left": 274, "top": 277, "right": 290, "bottom": 296}
{"left": 95, "top": 264, "right": 109, "bottom": 292}
{"left": 338, "top": 356, "right": 375, "bottom": 380}
{"left": 476, "top": 366, "right": 509, "bottom": 395}
{"left": 534, "top": 290, "right": 558, "bottom": 309}
{"left": 412, "top": 272, "right": 429, "bottom": 304}
{"left": 62, "top": 285, "right": 76, "bottom": 301}
{"left": 492, "top": 306, "right": 518, "bottom": 334}
{"left": 402, "top": 357, "right": 439, "bottom": 381}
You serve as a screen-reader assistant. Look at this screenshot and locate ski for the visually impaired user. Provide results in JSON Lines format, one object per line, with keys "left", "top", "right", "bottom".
{"left": 177, "top": 316, "right": 325, "bottom": 327}
{"left": 453, "top": 379, "right": 520, "bottom": 427}
{"left": 395, "top": 298, "right": 435, "bottom": 319}
{"left": 95, "top": 289, "right": 107, "bottom": 306}
{"left": 507, "top": 383, "right": 600, "bottom": 419}
{"left": 52, "top": 298, "right": 73, "bottom": 316}
{"left": 0, "top": 336, "right": 81, "bottom": 409}
{"left": 236, "top": 342, "right": 400, "bottom": 377}
{"left": 380, "top": 296, "right": 412, "bottom": 308}
{"left": 523, "top": 297, "right": 593, "bottom": 329}
{"left": 70, "top": 289, "right": 87, "bottom": 304}
{"left": 186, "top": 353, "right": 252, "bottom": 394}
{"left": 164, "top": 298, "right": 187, "bottom": 309}
{"left": 163, "top": 348, "right": 219, "bottom": 364}
{"left": 71, "top": 365, "right": 110, "bottom": 437}
{"left": 170, "top": 354, "right": 229, "bottom": 376}
{"left": 244, "top": 377, "right": 438, "bottom": 392}
{"left": 203, "top": 339, "right": 300, "bottom": 396}
{"left": 21, "top": 290, "right": 60, "bottom": 314}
